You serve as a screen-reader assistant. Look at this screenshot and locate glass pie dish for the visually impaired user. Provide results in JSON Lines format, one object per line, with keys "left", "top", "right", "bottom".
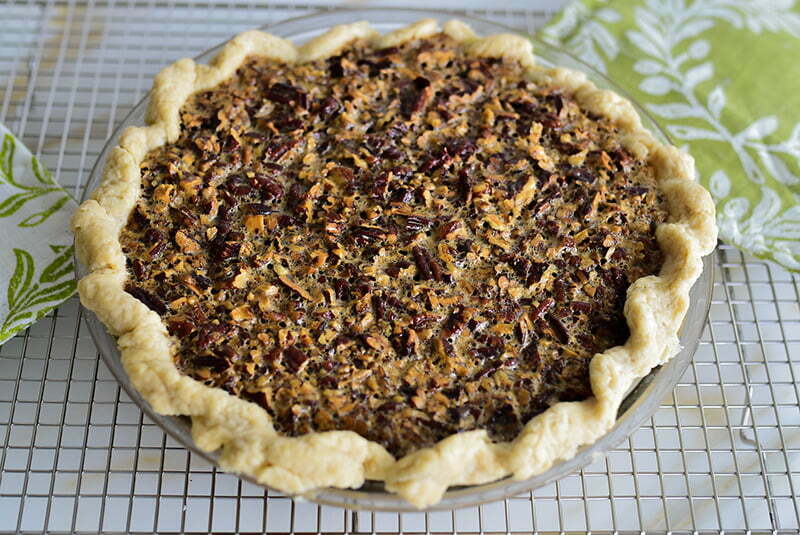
{"left": 76, "top": 7, "right": 716, "bottom": 512}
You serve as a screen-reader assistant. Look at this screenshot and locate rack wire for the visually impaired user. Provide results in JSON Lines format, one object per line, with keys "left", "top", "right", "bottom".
{"left": 0, "top": 1, "right": 798, "bottom": 533}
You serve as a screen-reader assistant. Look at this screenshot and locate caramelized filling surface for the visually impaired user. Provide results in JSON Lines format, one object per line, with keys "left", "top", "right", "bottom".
{"left": 121, "top": 33, "right": 668, "bottom": 457}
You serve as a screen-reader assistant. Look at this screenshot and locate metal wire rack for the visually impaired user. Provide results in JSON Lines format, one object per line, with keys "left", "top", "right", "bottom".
{"left": 0, "top": 1, "right": 798, "bottom": 533}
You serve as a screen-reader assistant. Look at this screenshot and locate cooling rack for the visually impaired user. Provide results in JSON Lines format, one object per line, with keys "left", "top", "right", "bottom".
{"left": 0, "top": 1, "right": 798, "bottom": 533}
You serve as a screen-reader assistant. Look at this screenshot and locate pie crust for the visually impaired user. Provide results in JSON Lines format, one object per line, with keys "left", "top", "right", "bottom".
{"left": 72, "top": 19, "right": 717, "bottom": 508}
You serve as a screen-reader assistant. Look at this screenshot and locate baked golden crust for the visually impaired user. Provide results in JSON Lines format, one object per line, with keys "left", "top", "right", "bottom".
{"left": 72, "top": 18, "right": 717, "bottom": 508}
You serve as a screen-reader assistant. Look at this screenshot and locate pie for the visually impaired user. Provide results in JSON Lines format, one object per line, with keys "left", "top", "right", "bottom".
{"left": 72, "top": 19, "right": 717, "bottom": 508}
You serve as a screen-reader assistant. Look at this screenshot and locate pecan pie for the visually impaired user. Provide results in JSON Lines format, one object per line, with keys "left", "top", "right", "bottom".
{"left": 72, "top": 19, "right": 717, "bottom": 507}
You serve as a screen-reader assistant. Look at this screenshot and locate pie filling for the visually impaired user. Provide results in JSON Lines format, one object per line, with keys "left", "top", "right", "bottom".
{"left": 120, "top": 33, "right": 668, "bottom": 458}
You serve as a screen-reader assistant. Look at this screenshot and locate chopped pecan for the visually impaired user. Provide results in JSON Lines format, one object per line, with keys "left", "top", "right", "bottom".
{"left": 265, "top": 139, "right": 299, "bottom": 161}
{"left": 405, "top": 215, "right": 432, "bottom": 232}
{"left": 352, "top": 226, "right": 386, "bottom": 246}
{"left": 274, "top": 264, "right": 313, "bottom": 300}
{"left": 400, "top": 76, "right": 431, "bottom": 117}
{"left": 317, "top": 96, "right": 342, "bottom": 118}
{"left": 266, "top": 83, "right": 308, "bottom": 109}
{"left": 409, "top": 313, "right": 439, "bottom": 330}
{"left": 231, "top": 304, "right": 255, "bottom": 322}
{"left": 437, "top": 220, "right": 462, "bottom": 240}
{"left": 567, "top": 167, "right": 594, "bottom": 183}
{"left": 125, "top": 286, "right": 167, "bottom": 315}
{"left": 412, "top": 246, "right": 442, "bottom": 282}
{"left": 418, "top": 148, "right": 451, "bottom": 174}
{"left": 283, "top": 346, "right": 309, "bottom": 373}
{"left": 167, "top": 318, "right": 195, "bottom": 338}
{"left": 327, "top": 55, "right": 344, "bottom": 78}
{"left": 546, "top": 313, "right": 570, "bottom": 344}
{"left": 531, "top": 298, "right": 555, "bottom": 320}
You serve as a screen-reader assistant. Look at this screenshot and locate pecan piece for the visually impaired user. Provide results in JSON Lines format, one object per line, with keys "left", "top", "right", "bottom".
{"left": 252, "top": 176, "right": 284, "bottom": 200}
{"left": 566, "top": 167, "right": 594, "bottom": 183}
{"left": 371, "top": 293, "right": 387, "bottom": 321}
{"left": 175, "top": 230, "right": 200, "bottom": 254}
{"left": 546, "top": 313, "right": 570, "bottom": 344}
{"left": 286, "top": 183, "right": 307, "bottom": 215}
{"left": 167, "top": 318, "right": 195, "bottom": 338}
{"left": 625, "top": 186, "right": 650, "bottom": 196}
{"left": 531, "top": 297, "right": 554, "bottom": 320}
{"left": 223, "top": 176, "right": 254, "bottom": 196}
{"left": 327, "top": 166, "right": 355, "bottom": 189}
{"left": 400, "top": 76, "right": 431, "bottom": 117}
{"left": 209, "top": 239, "right": 241, "bottom": 264}
{"left": 283, "top": 346, "right": 309, "bottom": 373}
{"left": 456, "top": 168, "right": 472, "bottom": 203}
{"left": 265, "top": 139, "right": 299, "bottom": 161}
{"left": 418, "top": 148, "right": 451, "bottom": 174}
{"left": 265, "top": 83, "right": 308, "bottom": 109}
{"left": 273, "top": 264, "right": 313, "bottom": 300}
{"left": 192, "top": 354, "right": 229, "bottom": 373}
{"left": 409, "top": 313, "right": 439, "bottom": 330}
{"left": 385, "top": 261, "right": 411, "bottom": 278}
{"left": 352, "top": 226, "right": 386, "bottom": 246}
{"left": 441, "top": 308, "right": 468, "bottom": 338}
{"left": 445, "top": 138, "right": 477, "bottom": 160}
{"left": 125, "top": 286, "right": 167, "bottom": 315}
{"left": 370, "top": 171, "right": 390, "bottom": 200}
{"left": 332, "top": 278, "right": 350, "bottom": 300}
{"left": 412, "top": 246, "right": 442, "bottom": 282}
{"left": 405, "top": 215, "right": 432, "bottom": 232}
{"left": 317, "top": 96, "right": 342, "bottom": 118}
{"left": 244, "top": 203, "right": 275, "bottom": 215}
{"left": 437, "top": 220, "right": 462, "bottom": 240}
{"left": 129, "top": 258, "right": 146, "bottom": 280}
{"left": 570, "top": 301, "right": 593, "bottom": 314}
{"left": 327, "top": 55, "right": 344, "bottom": 78}
{"left": 391, "top": 329, "right": 418, "bottom": 357}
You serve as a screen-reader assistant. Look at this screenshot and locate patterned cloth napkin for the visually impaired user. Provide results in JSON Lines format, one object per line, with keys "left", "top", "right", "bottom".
{"left": 0, "top": 124, "right": 76, "bottom": 344}
{"left": 540, "top": 0, "right": 800, "bottom": 270}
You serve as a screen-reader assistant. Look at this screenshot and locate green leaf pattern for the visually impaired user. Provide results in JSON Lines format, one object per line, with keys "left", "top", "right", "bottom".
{"left": 540, "top": 0, "right": 622, "bottom": 74}
{"left": 0, "top": 124, "right": 77, "bottom": 345}
{"left": 541, "top": 0, "right": 800, "bottom": 271}
{"left": 0, "top": 248, "right": 77, "bottom": 342}
{"left": 0, "top": 131, "right": 71, "bottom": 227}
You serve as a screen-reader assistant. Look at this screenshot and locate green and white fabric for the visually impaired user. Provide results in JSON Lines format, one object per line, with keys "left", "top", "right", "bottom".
{"left": 541, "top": 0, "right": 800, "bottom": 270}
{"left": 0, "top": 124, "right": 77, "bottom": 344}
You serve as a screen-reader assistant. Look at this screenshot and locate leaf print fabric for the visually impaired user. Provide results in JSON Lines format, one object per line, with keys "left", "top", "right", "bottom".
{"left": 541, "top": 0, "right": 800, "bottom": 270}
{"left": 0, "top": 124, "right": 77, "bottom": 344}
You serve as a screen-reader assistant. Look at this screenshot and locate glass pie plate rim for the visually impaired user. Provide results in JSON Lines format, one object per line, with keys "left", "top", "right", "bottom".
{"left": 76, "top": 7, "right": 716, "bottom": 512}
